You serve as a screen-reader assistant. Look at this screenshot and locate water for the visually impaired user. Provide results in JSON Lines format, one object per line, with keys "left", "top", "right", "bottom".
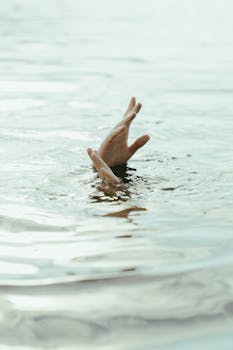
{"left": 0, "top": 0, "right": 233, "bottom": 348}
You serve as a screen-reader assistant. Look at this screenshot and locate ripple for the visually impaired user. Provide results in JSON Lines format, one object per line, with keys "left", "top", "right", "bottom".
{"left": 0, "top": 204, "right": 75, "bottom": 233}
{"left": 0, "top": 129, "right": 91, "bottom": 141}
{"left": 0, "top": 1, "right": 233, "bottom": 348}
{"left": 0, "top": 81, "right": 78, "bottom": 93}
{"left": 0, "top": 261, "right": 38, "bottom": 275}
{"left": 0, "top": 99, "right": 44, "bottom": 111}
{"left": 0, "top": 215, "right": 72, "bottom": 233}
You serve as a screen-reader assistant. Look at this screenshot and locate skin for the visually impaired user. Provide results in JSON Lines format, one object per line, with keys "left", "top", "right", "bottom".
{"left": 87, "top": 97, "right": 150, "bottom": 186}
{"left": 87, "top": 148, "right": 121, "bottom": 186}
{"left": 98, "top": 97, "right": 150, "bottom": 167}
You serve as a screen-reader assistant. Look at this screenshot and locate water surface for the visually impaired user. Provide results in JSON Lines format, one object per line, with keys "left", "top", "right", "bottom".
{"left": 0, "top": 0, "right": 233, "bottom": 349}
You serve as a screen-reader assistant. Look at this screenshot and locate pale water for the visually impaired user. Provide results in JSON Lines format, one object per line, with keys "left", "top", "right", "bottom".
{"left": 0, "top": 0, "right": 233, "bottom": 349}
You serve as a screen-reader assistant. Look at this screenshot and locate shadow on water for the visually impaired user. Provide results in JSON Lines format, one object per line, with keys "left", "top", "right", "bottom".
{"left": 104, "top": 206, "right": 146, "bottom": 218}
{"left": 101, "top": 206, "right": 147, "bottom": 225}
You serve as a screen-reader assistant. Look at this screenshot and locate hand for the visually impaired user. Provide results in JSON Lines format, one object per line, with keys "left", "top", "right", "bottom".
{"left": 87, "top": 148, "right": 120, "bottom": 186}
{"left": 98, "top": 97, "right": 150, "bottom": 167}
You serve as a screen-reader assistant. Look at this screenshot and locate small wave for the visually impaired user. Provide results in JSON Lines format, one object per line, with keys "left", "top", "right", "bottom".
{"left": 0, "top": 215, "right": 71, "bottom": 233}
{"left": 0, "top": 204, "right": 74, "bottom": 233}
{"left": 0, "top": 99, "right": 44, "bottom": 112}
{"left": 0, "top": 129, "right": 91, "bottom": 141}
{"left": 0, "top": 81, "right": 78, "bottom": 93}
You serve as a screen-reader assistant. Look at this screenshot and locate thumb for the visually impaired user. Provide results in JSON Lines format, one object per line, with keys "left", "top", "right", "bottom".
{"left": 128, "top": 134, "right": 150, "bottom": 156}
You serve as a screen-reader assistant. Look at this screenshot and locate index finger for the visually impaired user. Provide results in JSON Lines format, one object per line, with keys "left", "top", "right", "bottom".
{"left": 124, "top": 97, "right": 136, "bottom": 117}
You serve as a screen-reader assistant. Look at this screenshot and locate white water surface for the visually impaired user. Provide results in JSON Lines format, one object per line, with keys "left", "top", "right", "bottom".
{"left": 0, "top": 0, "right": 233, "bottom": 349}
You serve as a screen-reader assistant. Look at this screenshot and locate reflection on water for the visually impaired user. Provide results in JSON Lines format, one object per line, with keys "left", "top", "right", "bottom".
{"left": 0, "top": 0, "right": 233, "bottom": 349}
{"left": 104, "top": 206, "right": 146, "bottom": 219}
{"left": 90, "top": 164, "right": 150, "bottom": 202}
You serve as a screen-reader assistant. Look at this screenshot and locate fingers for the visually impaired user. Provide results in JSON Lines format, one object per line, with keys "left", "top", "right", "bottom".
{"left": 124, "top": 102, "right": 142, "bottom": 120}
{"left": 87, "top": 148, "right": 120, "bottom": 185}
{"left": 87, "top": 148, "right": 105, "bottom": 172}
{"left": 116, "top": 111, "right": 137, "bottom": 129}
{"left": 123, "top": 102, "right": 142, "bottom": 128}
{"left": 105, "top": 125, "right": 126, "bottom": 144}
{"left": 132, "top": 102, "right": 142, "bottom": 115}
{"left": 124, "top": 97, "right": 136, "bottom": 117}
{"left": 128, "top": 134, "right": 150, "bottom": 156}
{"left": 99, "top": 167, "right": 120, "bottom": 185}
{"left": 87, "top": 147, "right": 94, "bottom": 161}
{"left": 124, "top": 111, "right": 137, "bottom": 127}
{"left": 114, "top": 98, "right": 142, "bottom": 130}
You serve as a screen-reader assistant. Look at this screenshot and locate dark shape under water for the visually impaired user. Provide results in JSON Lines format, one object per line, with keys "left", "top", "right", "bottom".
{"left": 104, "top": 206, "right": 147, "bottom": 218}
{"left": 90, "top": 164, "right": 150, "bottom": 202}
{"left": 111, "top": 164, "right": 137, "bottom": 183}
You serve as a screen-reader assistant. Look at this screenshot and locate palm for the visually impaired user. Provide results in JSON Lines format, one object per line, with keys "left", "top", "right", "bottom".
{"left": 98, "top": 97, "right": 150, "bottom": 167}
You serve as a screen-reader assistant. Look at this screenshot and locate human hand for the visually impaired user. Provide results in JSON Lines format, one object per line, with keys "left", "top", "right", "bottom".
{"left": 87, "top": 148, "right": 120, "bottom": 186}
{"left": 98, "top": 97, "right": 150, "bottom": 167}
